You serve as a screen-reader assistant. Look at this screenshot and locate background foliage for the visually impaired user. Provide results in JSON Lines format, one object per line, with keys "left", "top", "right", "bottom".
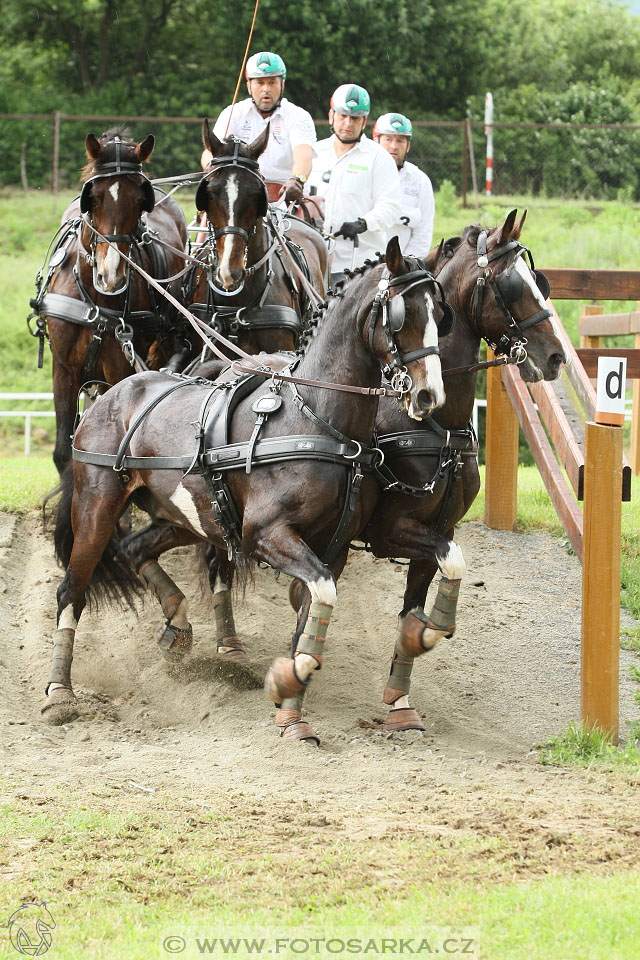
{"left": 2, "top": 0, "right": 640, "bottom": 196}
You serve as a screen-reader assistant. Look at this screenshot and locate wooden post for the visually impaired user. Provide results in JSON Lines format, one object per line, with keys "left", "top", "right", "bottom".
{"left": 484, "top": 355, "right": 519, "bottom": 530}
{"left": 579, "top": 303, "right": 603, "bottom": 350}
{"left": 631, "top": 329, "right": 640, "bottom": 475}
{"left": 52, "top": 110, "right": 61, "bottom": 194}
{"left": 461, "top": 121, "right": 468, "bottom": 209}
{"left": 581, "top": 421, "right": 622, "bottom": 743}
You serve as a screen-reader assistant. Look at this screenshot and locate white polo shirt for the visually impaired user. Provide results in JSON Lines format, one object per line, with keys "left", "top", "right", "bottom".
{"left": 213, "top": 97, "right": 317, "bottom": 184}
{"left": 306, "top": 134, "right": 402, "bottom": 273}
{"left": 392, "top": 161, "right": 435, "bottom": 257}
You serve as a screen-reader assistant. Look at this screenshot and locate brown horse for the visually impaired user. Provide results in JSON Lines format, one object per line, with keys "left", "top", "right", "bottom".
{"left": 43, "top": 239, "right": 449, "bottom": 739}
{"left": 30, "top": 128, "right": 188, "bottom": 474}
{"left": 197, "top": 210, "right": 567, "bottom": 735}
{"left": 356, "top": 209, "right": 567, "bottom": 730}
{"left": 183, "top": 121, "right": 328, "bottom": 359}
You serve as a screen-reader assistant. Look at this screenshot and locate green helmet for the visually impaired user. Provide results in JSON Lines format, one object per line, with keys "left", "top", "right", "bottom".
{"left": 373, "top": 112, "right": 412, "bottom": 139}
{"left": 246, "top": 51, "right": 286, "bottom": 80}
{"left": 330, "top": 84, "right": 370, "bottom": 117}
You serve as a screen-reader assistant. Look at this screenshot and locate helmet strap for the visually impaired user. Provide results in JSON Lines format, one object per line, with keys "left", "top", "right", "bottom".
{"left": 331, "top": 124, "right": 364, "bottom": 144}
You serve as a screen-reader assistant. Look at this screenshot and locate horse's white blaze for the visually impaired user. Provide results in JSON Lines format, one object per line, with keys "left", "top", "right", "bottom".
{"left": 515, "top": 257, "right": 569, "bottom": 363}
{"left": 108, "top": 182, "right": 119, "bottom": 202}
{"left": 99, "top": 241, "right": 121, "bottom": 289}
{"left": 307, "top": 576, "right": 336, "bottom": 607}
{"left": 219, "top": 173, "right": 239, "bottom": 288}
{"left": 170, "top": 483, "right": 208, "bottom": 537}
{"left": 437, "top": 540, "right": 466, "bottom": 580}
{"left": 58, "top": 604, "right": 77, "bottom": 630}
{"left": 408, "top": 293, "right": 445, "bottom": 419}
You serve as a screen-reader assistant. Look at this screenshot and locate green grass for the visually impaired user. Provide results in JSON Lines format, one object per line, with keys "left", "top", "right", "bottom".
{"left": 621, "top": 626, "right": 640, "bottom": 653}
{"left": 0, "top": 455, "right": 58, "bottom": 513}
{"left": 538, "top": 721, "right": 640, "bottom": 768}
{"left": 2, "top": 788, "right": 640, "bottom": 959}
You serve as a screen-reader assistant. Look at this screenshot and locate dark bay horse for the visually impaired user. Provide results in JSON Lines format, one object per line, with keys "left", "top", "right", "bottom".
{"left": 43, "top": 239, "right": 449, "bottom": 737}
{"left": 356, "top": 209, "right": 567, "bottom": 731}
{"left": 184, "top": 121, "right": 328, "bottom": 358}
{"left": 30, "top": 128, "right": 188, "bottom": 474}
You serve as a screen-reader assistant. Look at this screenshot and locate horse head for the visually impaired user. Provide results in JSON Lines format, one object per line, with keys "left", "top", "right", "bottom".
{"left": 364, "top": 236, "right": 449, "bottom": 419}
{"left": 81, "top": 128, "right": 156, "bottom": 294}
{"left": 451, "top": 210, "right": 567, "bottom": 382}
{"left": 197, "top": 120, "right": 269, "bottom": 292}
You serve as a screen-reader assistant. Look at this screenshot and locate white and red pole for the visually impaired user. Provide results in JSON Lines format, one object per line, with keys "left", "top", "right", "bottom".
{"left": 484, "top": 91, "right": 494, "bottom": 196}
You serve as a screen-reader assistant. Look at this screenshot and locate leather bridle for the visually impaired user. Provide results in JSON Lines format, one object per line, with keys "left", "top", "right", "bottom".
{"left": 367, "top": 265, "right": 447, "bottom": 395}
{"left": 475, "top": 230, "right": 552, "bottom": 362}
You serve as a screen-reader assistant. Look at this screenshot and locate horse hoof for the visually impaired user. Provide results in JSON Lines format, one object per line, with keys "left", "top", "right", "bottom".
{"left": 383, "top": 707, "right": 425, "bottom": 732}
{"left": 276, "top": 709, "right": 320, "bottom": 747}
{"left": 40, "top": 687, "right": 80, "bottom": 726}
{"left": 155, "top": 622, "right": 193, "bottom": 662}
{"left": 264, "top": 657, "right": 306, "bottom": 703}
{"left": 216, "top": 642, "right": 250, "bottom": 664}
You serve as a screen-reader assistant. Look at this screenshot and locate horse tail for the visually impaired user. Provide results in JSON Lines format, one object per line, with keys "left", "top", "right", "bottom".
{"left": 47, "top": 463, "right": 142, "bottom": 611}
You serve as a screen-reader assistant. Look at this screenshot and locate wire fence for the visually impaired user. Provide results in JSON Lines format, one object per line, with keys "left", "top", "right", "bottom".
{"left": 3, "top": 112, "right": 640, "bottom": 200}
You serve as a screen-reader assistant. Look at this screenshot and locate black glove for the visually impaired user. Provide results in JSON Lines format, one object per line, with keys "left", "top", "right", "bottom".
{"left": 335, "top": 217, "right": 367, "bottom": 240}
{"left": 280, "top": 177, "right": 305, "bottom": 204}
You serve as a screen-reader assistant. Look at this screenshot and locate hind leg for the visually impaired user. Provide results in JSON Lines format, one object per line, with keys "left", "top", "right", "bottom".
{"left": 207, "top": 547, "right": 249, "bottom": 663}
{"left": 42, "top": 476, "right": 131, "bottom": 724}
{"left": 121, "top": 522, "right": 199, "bottom": 662}
{"left": 384, "top": 533, "right": 465, "bottom": 732}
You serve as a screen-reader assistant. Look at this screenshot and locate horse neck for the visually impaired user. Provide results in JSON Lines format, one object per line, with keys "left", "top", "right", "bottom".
{"left": 434, "top": 252, "right": 483, "bottom": 430}
{"left": 294, "top": 277, "right": 381, "bottom": 442}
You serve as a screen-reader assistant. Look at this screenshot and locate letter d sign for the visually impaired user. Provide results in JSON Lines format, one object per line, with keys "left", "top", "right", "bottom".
{"left": 595, "top": 357, "right": 627, "bottom": 426}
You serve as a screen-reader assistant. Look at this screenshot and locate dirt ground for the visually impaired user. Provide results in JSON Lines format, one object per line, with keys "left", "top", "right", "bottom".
{"left": 1, "top": 511, "right": 639, "bottom": 877}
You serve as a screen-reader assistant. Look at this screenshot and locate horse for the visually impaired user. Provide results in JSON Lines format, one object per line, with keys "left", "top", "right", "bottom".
{"left": 183, "top": 121, "right": 328, "bottom": 359}
{"left": 42, "top": 238, "right": 450, "bottom": 740}
{"left": 29, "top": 127, "right": 189, "bottom": 475}
{"left": 354, "top": 208, "right": 568, "bottom": 731}
{"left": 195, "top": 209, "right": 567, "bottom": 736}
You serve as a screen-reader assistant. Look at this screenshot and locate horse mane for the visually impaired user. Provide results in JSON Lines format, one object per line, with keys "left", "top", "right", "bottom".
{"left": 80, "top": 126, "right": 138, "bottom": 182}
{"left": 462, "top": 223, "right": 498, "bottom": 247}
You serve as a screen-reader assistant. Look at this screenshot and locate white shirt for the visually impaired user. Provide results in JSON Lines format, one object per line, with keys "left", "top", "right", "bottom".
{"left": 391, "top": 160, "right": 435, "bottom": 257}
{"left": 306, "top": 134, "right": 402, "bottom": 273}
{"left": 213, "top": 97, "right": 317, "bottom": 184}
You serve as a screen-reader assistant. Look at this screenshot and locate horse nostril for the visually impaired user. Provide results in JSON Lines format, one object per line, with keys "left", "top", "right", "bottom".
{"left": 416, "top": 388, "right": 436, "bottom": 410}
{"left": 549, "top": 353, "right": 564, "bottom": 372}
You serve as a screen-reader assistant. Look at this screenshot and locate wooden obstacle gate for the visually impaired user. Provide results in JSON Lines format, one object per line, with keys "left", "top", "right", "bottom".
{"left": 484, "top": 269, "right": 640, "bottom": 743}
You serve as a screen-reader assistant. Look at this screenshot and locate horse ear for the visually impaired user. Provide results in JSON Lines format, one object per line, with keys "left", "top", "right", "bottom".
{"left": 85, "top": 134, "right": 103, "bottom": 160}
{"left": 247, "top": 123, "right": 270, "bottom": 160}
{"left": 423, "top": 239, "right": 444, "bottom": 274}
{"left": 514, "top": 209, "right": 527, "bottom": 239}
{"left": 136, "top": 134, "right": 155, "bottom": 163}
{"left": 443, "top": 235, "right": 462, "bottom": 258}
{"left": 495, "top": 208, "right": 518, "bottom": 246}
{"left": 203, "top": 118, "right": 224, "bottom": 157}
{"left": 385, "top": 235, "right": 405, "bottom": 277}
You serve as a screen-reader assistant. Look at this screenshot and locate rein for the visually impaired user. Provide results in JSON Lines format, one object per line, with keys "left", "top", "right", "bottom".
{"left": 81, "top": 219, "right": 422, "bottom": 399}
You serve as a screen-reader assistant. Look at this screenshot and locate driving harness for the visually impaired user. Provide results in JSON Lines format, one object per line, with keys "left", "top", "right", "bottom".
{"left": 28, "top": 137, "right": 181, "bottom": 379}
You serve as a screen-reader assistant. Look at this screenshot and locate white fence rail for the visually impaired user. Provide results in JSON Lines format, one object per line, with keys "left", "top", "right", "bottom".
{"left": 0, "top": 393, "right": 55, "bottom": 455}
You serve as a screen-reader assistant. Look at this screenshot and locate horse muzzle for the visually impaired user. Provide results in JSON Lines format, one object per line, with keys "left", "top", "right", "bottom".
{"left": 94, "top": 244, "right": 127, "bottom": 295}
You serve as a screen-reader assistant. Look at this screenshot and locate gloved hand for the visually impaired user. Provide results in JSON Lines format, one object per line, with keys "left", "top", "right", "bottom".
{"left": 335, "top": 218, "right": 367, "bottom": 240}
{"left": 280, "top": 177, "right": 305, "bottom": 204}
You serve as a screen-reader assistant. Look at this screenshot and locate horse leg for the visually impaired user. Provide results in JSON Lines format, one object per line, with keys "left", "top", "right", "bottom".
{"left": 383, "top": 533, "right": 466, "bottom": 732}
{"left": 121, "top": 523, "right": 198, "bottom": 662}
{"left": 42, "top": 476, "right": 132, "bottom": 725}
{"left": 52, "top": 362, "right": 79, "bottom": 475}
{"left": 263, "top": 540, "right": 349, "bottom": 747}
{"left": 207, "top": 547, "right": 250, "bottom": 663}
{"left": 256, "top": 529, "right": 342, "bottom": 747}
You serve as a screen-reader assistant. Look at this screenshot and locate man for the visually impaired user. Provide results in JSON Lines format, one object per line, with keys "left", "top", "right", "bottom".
{"left": 373, "top": 112, "right": 435, "bottom": 257}
{"left": 201, "top": 51, "right": 316, "bottom": 204}
{"left": 306, "top": 84, "right": 402, "bottom": 283}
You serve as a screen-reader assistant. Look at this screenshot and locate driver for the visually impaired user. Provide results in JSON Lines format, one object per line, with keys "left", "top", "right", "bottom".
{"left": 202, "top": 52, "right": 316, "bottom": 205}
{"left": 306, "top": 84, "right": 402, "bottom": 284}
{"left": 372, "top": 112, "right": 435, "bottom": 257}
